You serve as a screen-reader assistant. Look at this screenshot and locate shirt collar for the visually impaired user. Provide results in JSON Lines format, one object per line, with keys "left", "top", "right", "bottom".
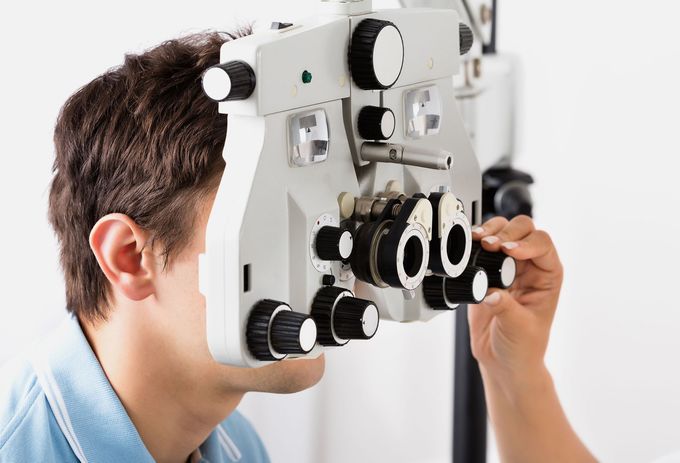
{"left": 34, "top": 316, "right": 242, "bottom": 463}
{"left": 189, "top": 448, "right": 203, "bottom": 463}
{"left": 33, "top": 315, "right": 155, "bottom": 462}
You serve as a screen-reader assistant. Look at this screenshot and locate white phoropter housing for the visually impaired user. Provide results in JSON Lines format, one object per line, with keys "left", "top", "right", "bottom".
{"left": 198, "top": 0, "right": 517, "bottom": 367}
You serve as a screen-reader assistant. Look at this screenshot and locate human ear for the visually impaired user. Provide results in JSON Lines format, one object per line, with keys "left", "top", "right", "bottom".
{"left": 89, "top": 213, "right": 157, "bottom": 301}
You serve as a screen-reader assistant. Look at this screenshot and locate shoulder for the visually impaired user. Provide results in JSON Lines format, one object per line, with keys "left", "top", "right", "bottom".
{"left": 0, "top": 357, "right": 40, "bottom": 445}
{"left": 219, "top": 410, "right": 270, "bottom": 463}
{"left": 0, "top": 357, "right": 75, "bottom": 462}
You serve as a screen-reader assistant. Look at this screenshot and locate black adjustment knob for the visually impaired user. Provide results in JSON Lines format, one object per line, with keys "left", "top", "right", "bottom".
{"left": 202, "top": 60, "right": 256, "bottom": 102}
{"left": 423, "top": 275, "right": 454, "bottom": 310}
{"left": 470, "top": 242, "right": 516, "bottom": 289}
{"left": 246, "top": 299, "right": 317, "bottom": 361}
{"left": 311, "top": 286, "right": 351, "bottom": 346}
{"left": 333, "top": 297, "right": 380, "bottom": 340}
{"left": 270, "top": 310, "right": 317, "bottom": 355}
{"left": 358, "top": 106, "right": 396, "bottom": 140}
{"left": 316, "top": 226, "right": 353, "bottom": 261}
{"left": 246, "top": 299, "right": 287, "bottom": 361}
{"left": 311, "top": 287, "right": 380, "bottom": 345}
{"left": 445, "top": 266, "right": 489, "bottom": 304}
{"left": 498, "top": 183, "right": 533, "bottom": 219}
{"left": 459, "top": 23, "right": 474, "bottom": 55}
{"left": 482, "top": 168, "right": 534, "bottom": 221}
{"left": 350, "top": 19, "right": 404, "bottom": 90}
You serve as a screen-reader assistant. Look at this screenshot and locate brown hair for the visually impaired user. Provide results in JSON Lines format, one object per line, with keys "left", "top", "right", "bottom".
{"left": 48, "top": 31, "right": 249, "bottom": 322}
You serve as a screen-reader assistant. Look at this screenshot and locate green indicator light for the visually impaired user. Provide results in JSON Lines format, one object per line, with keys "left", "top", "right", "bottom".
{"left": 301, "top": 70, "right": 312, "bottom": 84}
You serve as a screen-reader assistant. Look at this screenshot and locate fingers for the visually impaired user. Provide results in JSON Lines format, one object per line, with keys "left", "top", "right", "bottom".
{"left": 472, "top": 215, "right": 561, "bottom": 274}
{"left": 472, "top": 216, "right": 508, "bottom": 239}
{"left": 477, "top": 289, "right": 519, "bottom": 316}
{"left": 499, "top": 230, "right": 563, "bottom": 275}
{"left": 471, "top": 289, "right": 533, "bottom": 336}
{"left": 477, "top": 215, "right": 536, "bottom": 252}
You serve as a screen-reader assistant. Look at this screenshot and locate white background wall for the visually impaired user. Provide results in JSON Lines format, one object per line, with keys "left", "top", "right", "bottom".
{"left": 1, "top": 1, "right": 679, "bottom": 462}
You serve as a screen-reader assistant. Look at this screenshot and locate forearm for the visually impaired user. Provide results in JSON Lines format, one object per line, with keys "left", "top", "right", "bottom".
{"left": 481, "top": 365, "right": 597, "bottom": 463}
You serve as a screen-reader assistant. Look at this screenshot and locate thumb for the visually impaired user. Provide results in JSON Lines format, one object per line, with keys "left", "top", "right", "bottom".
{"left": 479, "top": 289, "right": 525, "bottom": 325}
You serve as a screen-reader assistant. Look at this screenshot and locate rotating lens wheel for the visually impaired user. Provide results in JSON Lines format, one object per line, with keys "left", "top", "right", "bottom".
{"left": 428, "top": 193, "right": 472, "bottom": 278}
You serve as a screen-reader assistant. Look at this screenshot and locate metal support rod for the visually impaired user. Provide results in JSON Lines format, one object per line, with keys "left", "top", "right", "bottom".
{"left": 361, "top": 142, "right": 453, "bottom": 170}
{"left": 453, "top": 305, "right": 487, "bottom": 463}
{"left": 454, "top": 166, "right": 534, "bottom": 463}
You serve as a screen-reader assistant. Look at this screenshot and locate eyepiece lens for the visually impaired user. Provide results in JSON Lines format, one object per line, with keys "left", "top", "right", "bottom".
{"left": 447, "top": 224, "right": 467, "bottom": 266}
{"left": 403, "top": 235, "right": 424, "bottom": 278}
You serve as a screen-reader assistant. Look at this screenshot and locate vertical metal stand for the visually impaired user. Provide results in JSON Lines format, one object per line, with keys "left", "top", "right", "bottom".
{"left": 453, "top": 166, "right": 534, "bottom": 463}
{"left": 451, "top": 3, "right": 535, "bottom": 461}
{"left": 454, "top": 2, "right": 496, "bottom": 459}
{"left": 453, "top": 305, "right": 487, "bottom": 463}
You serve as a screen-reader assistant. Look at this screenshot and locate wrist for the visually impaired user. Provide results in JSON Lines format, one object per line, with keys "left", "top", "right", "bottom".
{"left": 480, "top": 363, "right": 553, "bottom": 404}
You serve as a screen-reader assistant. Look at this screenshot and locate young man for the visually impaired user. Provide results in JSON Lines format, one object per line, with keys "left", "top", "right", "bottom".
{"left": 0, "top": 32, "right": 322, "bottom": 463}
{"left": 0, "top": 31, "right": 595, "bottom": 463}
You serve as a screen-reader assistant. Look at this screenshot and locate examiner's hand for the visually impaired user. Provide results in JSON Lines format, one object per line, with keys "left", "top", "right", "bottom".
{"left": 469, "top": 215, "right": 563, "bottom": 384}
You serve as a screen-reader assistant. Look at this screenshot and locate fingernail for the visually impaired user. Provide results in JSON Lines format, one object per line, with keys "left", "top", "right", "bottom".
{"left": 483, "top": 292, "right": 501, "bottom": 305}
{"left": 502, "top": 241, "right": 519, "bottom": 250}
{"left": 472, "top": 226, "right": 485, "bottom": 234}
{"left": 482, "top": 236, "right": 499, "bottom": 245}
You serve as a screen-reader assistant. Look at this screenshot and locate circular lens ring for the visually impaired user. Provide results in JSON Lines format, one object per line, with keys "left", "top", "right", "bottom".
{"left": 394, "top": 223, "right": 430, "bottom": 290}
{"left": 403, "top": 235, "right": 425, "bottom": 278}
{"left": 438, "top": 212, "right": 472, "bottom": 278}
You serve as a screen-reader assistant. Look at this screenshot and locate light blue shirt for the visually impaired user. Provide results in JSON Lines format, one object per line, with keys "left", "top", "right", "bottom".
{"left": 0, "top": 316, "right": 269, "bottom": 463}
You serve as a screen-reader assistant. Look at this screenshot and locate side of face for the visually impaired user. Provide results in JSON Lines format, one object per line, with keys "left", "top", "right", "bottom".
{"left": 88, "top": 193, "right": 325, "bottom": 395}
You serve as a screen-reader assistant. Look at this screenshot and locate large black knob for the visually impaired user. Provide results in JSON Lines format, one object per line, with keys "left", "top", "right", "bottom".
{"left": 358, "top": 106, "right": 396, "bottom": 140}
{"left": 312, "top": 286, "right": 350, "bottom": 346}
{"left": 247, "top": 299, "right": 285, "bottom": 361}
{"left": 350, "top": 19, "right": 404, "bottom": 90}
{"left": 470, "top": 242, "right": 516, "bottom": 289}
{"left": 202, "top": 60, "right": 256, "bottom": 102}
{"left": 246, "top": 299, "right": 317, "bottom": 361}
{"left": 459, "top": 23, "right": 474, "bottom": 55}
{"left": 482, "top": 167, "right": 534, "bottom": 221}
{"left": 271, "top": 310, "right": 317, "bottom": 355}
{"left": 311, "top": 287, "right": 379, "bottom": 345}
{"left": 334, "top": 297, "right": 379, "bottom": 340}
{"left": 497, "top": 183, "right": 532, "bottom": 219}
{"left": 445, "top": 266, "right": 489, "bottom": 304}
{"left": 316, "top": 226, "right": 353, "bottom": 261}
{"left": 422, "top": 275, "right": 455, "bottom": 310}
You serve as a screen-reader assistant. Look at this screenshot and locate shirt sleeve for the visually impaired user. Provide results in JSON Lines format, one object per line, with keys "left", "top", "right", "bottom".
{"left": 0, "top": 358, "right": 77, "bottom": 463}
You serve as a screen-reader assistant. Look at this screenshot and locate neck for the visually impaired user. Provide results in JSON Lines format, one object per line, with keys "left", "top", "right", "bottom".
{"left": 81, "top": 310, "right": 243, "bottom": 463}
